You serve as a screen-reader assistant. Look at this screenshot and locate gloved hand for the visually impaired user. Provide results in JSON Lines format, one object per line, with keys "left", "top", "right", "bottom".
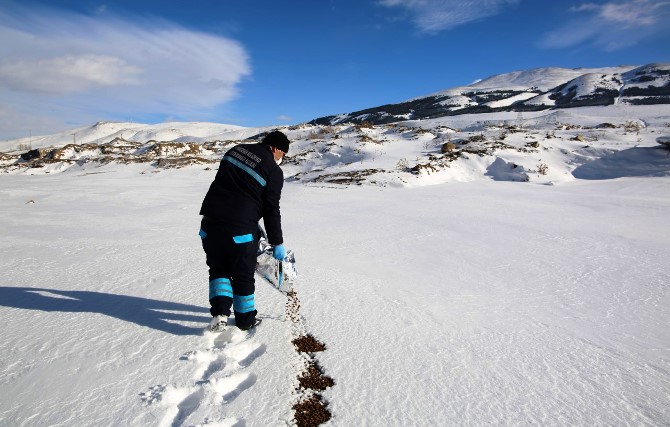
{"left": 273, "top": 244, "right": 286, "bottom": 260}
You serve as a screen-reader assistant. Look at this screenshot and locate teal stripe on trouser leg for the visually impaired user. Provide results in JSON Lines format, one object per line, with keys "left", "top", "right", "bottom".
{"left": 209, "top": 278, "right": 233, "bottom": 299}
{"left": 233, "top": 294, "right": 255, "bottom": 313}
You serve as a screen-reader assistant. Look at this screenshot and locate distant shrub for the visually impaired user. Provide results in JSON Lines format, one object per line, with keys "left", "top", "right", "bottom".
{"left": 360, "top": 134, "right": 383, "bottom": 144}
{"left": 355, "top": 121, "right": 374, "bottom": 130}
{"left": 624, "top": 120, "right": 643, "bottom": 133}
{"left": 468, "top": 134, "right": 486, "bottom": 143}
{"left": 441, "top": 142, "right": 456, "bottom": 153}
{"left": 537, "top": 163, "right": 549, "bottom": 175}
{"left": 526, "top": 141, "right": 540, "bottom": 149}
{"left": 308, "top": 126, "right": 337, "bottom": 140}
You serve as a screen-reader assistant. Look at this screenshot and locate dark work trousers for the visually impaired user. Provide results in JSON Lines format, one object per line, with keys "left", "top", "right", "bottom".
{"left": 199, "top": 217, "right": 258, "bottom": 329}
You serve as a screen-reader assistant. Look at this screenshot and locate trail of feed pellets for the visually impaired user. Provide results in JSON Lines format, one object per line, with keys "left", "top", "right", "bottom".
{"left": 286, "top": 290, "right": 334, "bottom": 427}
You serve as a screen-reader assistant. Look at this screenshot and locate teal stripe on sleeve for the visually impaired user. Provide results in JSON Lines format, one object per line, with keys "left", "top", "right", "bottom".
{"left": 233, "top": 234, "right": 254, "bottom": 244}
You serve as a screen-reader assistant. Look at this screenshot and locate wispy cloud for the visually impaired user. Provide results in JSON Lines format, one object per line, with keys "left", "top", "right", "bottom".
{"left": 377, "top": 0, "right": 520, "bottom": 33}
{"left": 0, "top": 5, "right": 251, "bottom": 138}
{"left": 540, "top": 0, "right": 670, "bottom": 51}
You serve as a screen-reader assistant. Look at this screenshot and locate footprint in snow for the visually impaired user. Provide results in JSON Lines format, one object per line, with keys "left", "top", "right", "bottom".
{"left": 141, "top": 326, "right": 265, "bottom": 427}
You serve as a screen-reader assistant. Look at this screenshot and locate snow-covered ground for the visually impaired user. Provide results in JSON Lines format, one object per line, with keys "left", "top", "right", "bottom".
{"left": 1, "top": 104, "right": 670, "bottom": 426}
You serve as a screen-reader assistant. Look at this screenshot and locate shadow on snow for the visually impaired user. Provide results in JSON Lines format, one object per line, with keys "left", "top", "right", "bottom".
{"left": 572, "top": 146, "right": 670, "bottom": 180}
{"left": 0, "top": 286, "right": 209, "bottom": 336}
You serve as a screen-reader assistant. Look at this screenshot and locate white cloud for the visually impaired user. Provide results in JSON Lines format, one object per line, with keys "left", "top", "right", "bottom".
{"left": 377, "top": 0, "right": 520, "bottom": 33}
{"left": 277, "top": 115, "right": 293, "bottom": 122}
{"left": 597, "top": 1, "right": 665, "bottom": 26}
{"left": 0, "top": 54, "right": 141, "bottom": 94}
{"left": 0, "top": 5, "right": 251, "bottom": 137}
{"left": 540, "top": 0, "right": 670, "bottom": 51}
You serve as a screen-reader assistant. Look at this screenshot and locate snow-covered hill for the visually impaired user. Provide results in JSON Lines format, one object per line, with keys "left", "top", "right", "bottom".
{"left": 0, "top": 121, "right": 258, "bottom": 152}
{"left": 311, "top": 63, "right": 670, "bottom": 125}
{"left": 2, "top": 104, "right": 669, "bottom": 187}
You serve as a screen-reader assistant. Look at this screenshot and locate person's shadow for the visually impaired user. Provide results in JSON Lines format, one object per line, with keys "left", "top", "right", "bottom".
{"left": 0, "top": 287, "right": 209, "bottom": 336}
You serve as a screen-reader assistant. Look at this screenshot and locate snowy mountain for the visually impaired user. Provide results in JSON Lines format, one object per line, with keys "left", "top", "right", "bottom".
{"left": 310, "top": 63, "right": 670, "bottom": 125}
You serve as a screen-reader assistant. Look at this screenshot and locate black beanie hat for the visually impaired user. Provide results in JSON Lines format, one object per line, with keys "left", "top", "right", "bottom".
{"left": 262, "top": 130, "right": 290, "bottom": 153}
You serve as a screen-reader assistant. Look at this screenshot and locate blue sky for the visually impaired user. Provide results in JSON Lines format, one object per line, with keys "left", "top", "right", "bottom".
{"left": 1, "top": 0, "right": 669, "bottom": 139}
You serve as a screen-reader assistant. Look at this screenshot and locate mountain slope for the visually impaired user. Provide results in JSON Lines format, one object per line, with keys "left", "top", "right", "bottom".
{"left": 310, "top": 63, "right": 670, "bottom": 125}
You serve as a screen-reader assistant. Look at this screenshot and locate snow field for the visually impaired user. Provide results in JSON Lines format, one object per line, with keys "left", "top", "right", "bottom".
{"left": 0, "top": 168, "right": 301, "bottom": 426}
{"left": 288, "top": 180, "right": 669, "bottom": 425}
